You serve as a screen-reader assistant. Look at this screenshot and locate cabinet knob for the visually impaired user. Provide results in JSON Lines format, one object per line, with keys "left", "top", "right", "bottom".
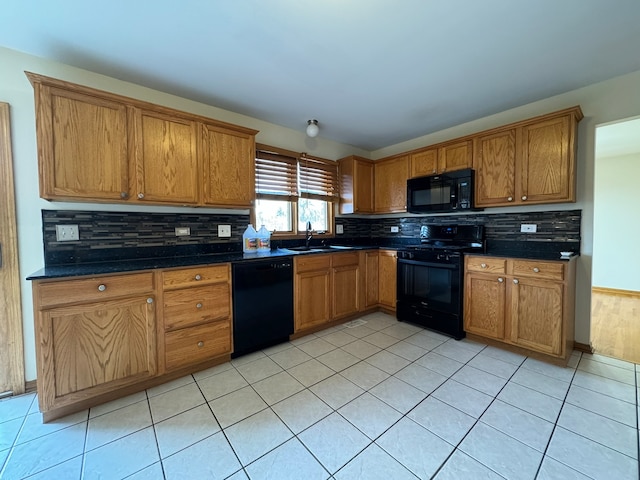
{"left": 498, "top": 277, "right": 504, "bottom": 283}
{"left": 480, "top": 263, "right": 487, "bottom": 269}
{"left": 197, "top": 341, "right": 204, "bottom": 348}
{"left": 507, "top": 196, "right": 513, "bottom": 202}
{"left": 533, "top": 267, "right": 540, "bottom": 273}
{"left": 432, "top": 169, "right": 437, "bottom": 174}
{"left": 194, "top": 274, "right": 202, "bottom": 281}
{"left": 120, "top": 192, "right": 128, "bottom": 199}
{"left": 97, "top": 284, "right": 107, "bottom": 292}
{"left": 513, "top": 279, "right": 519, "bottom": 284}
{"left": 521, "top": 195, "right": 528, "bottom": 201}
{"left": 137, "top": 193, "right": 144, "bottom": 199}
{"left": 147, "top": 297, "right": 154, "bottom": 304}
{"left": 196, "top": 303, "right": 203, "bottom": 309}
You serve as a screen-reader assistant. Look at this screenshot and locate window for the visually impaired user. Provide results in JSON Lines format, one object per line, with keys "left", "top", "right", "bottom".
{"left": 255, "top": 145, "right": 338, "bottom": 236}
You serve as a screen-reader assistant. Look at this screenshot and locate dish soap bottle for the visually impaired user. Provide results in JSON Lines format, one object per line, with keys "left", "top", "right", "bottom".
{"left": 257, "top": 225, "right": 271, "bottom": 253}
{"left": 242, "top": 224, "right": 258, "bottom": 254}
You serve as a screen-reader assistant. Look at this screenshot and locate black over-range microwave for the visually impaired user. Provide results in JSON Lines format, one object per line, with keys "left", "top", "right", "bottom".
{"left": 406, "top": 168, "right": 480, "bottom": 214}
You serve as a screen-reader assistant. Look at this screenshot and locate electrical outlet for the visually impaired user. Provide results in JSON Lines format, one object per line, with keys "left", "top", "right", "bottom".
{"left": 55, "top": 224, "right": 79, "bottom": 242}
{"left": 175, "top": 227, "right": 191, "bottom": 236}
{"left": 520, "top": 224, "right": 537, "bottom": 233}
{"left": 390, "top": 226, "right": 399, "bottom": 233}
{"left": 218, "top": 224, "right": 231, "bottom": 237}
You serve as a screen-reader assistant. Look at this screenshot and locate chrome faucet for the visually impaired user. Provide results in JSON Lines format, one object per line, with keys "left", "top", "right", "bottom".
{"left": 305, "top": 221, "right": 313, "bottom": 248}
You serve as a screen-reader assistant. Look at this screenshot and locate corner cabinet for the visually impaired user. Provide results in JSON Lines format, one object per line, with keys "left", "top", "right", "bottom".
{"left": 26, "top": 72, "right": 258, "bottom": 208}
{"left": 464, "top": 255, "right": 576, "bottom": 362}
{"left": 374, "top": 155, "right": 409, "bottom": 213}
{"left": 32, "top": 272, "right": 157, "bottom": 419}
{"left": 338, "top": 155, "right": 374, "bottom": 214}
{"left": 474, "top": 107, "right": 582, "bottom": 207}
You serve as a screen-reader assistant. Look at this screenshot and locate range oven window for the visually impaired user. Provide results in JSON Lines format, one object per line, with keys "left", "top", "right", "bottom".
{"left": 398, "top": 259, "right": 461, "bottom": 316}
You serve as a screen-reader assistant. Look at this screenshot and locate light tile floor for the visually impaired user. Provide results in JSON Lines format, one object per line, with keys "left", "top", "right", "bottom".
{"left": 1, "top": 312, "right": 638, "bottom": 479}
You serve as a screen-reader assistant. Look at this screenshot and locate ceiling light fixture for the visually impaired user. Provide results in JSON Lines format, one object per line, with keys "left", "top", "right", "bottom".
{"left": 306, "top": 119, "right": 319, "bottom": 138}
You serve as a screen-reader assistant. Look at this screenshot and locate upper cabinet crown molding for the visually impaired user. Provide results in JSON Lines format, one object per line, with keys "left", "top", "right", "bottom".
{"left": 26, "top": 72, "right": 258, "bottom": 208}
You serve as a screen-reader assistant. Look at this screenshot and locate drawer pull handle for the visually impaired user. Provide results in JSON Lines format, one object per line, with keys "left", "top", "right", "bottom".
{"left": 195, "top": 274, "right": 202, "bottom": 281}
{"left": 507, "top": 196, "right": 513, "bottom": 202}
{"left": 197, "top": 341, "right": 204, "bottom": 348}
{"left": 196, "top": 303, "right": 203, "bottom": 309}
{"left": 498, "top": 277, "right": 504, "bottom": 283}
{"left": 480, "top": 263, "right": 487, "bottom": 269}
{"left": 137, "top": 193, "right": 144, "bottom": 199}
{"left": 533, "top": 267, "right": 540, "bottom": 273}
{"left": 147, "top": 298, "right": 154, "bottom": 304}
{"left": 521, "top": 195, "right": 528, "bottom": 201}
{"left": 97, "top": 284, "right": 107, "bottom": 292}
{"left": 513, "top": 279, "right": 519, "bottom": 284}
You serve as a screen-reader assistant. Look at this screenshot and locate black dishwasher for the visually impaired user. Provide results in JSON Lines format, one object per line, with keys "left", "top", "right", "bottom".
{"left": 231, "top": 258, "right": 294, "bottom": 358}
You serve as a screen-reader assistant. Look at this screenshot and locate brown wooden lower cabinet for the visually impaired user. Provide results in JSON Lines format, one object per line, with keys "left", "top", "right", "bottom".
{"left": 378, "top": 249, "right": 397, "bottom": 310}
{"left": 32, "top": 272, "right": 158, "bottom": 417}
{"left": 464, "top": 255, "right": 576, "bottom": 362}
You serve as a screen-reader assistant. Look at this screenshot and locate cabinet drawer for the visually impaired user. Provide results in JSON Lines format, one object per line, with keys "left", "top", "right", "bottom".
{"left": 465, "top": 256, "right": 506, "bottom": 274}
{"left": 295, "top": 254, "right": 331, "bottom": 273}
{"left": 162, "top": 264, "right": 229, "bottom": 289}
{"left": 163, "top": 283, "right": 230, "bottom": 331}
{"left": 164, "top": 320, "right": 231, "bottom": 370}
{"left": 510, "top": 260, "right": 564, "bottom": 281}
{"left": 37, "top": 272, "right": 154, "bottom": 308}
{"left": 332, "top": 251, "right": 359, "bottom": 267}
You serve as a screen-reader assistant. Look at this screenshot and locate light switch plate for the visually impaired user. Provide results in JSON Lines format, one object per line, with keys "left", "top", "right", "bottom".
{"left": 390, "top": 226, "right": 399, "bottom": 233}
{"left": 336, "top": 224, "right": 344, "bottom": 234}
{"left": 55, "top": 224, "right": 79, "bottom": 242}
{"left": 218, "top": 224, "right": 232, "bottom": 237}
{"left": 175, "top": 227, "right": 191, "bottom": 236}
{"left": 520, "top": 224, "right": 537, "bottom": 233}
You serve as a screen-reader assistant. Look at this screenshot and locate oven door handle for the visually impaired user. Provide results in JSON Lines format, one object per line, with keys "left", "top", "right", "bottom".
{"left": 397, "top": 259, "right": 459, "bottom": 270}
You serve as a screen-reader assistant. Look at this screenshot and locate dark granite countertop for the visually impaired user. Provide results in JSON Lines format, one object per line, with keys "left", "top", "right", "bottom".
{"left": 27, "top": 245, "right": 381, "bottom": 280}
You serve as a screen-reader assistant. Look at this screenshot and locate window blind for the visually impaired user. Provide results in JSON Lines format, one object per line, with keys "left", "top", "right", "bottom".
{"left": 299, "top": 154, "right": 339, "bottom": 202}
{"left": 255, "top": 145, "right": 298, "bottom": 200}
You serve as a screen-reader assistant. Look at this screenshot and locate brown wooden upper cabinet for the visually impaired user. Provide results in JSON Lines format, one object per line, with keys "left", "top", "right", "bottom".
{"left": 32, "top": 83, "right": 130, "bottom": 202}
{"left": 132, "top": 108, "right": 199, "bottom": 204}
{"left": 410, "top": 140, "right": 472, "bottom": 178}
{"left": 26, "top": 72, "right": 258, "bottom": 208}
{"left": 374, "top": 155, "right": 409, "bottom": 213}
{"left": 338, "top": 155, "right": 374, "bottom": 214}
{"left": 474, "top": 107, "right": 582, "bottom": 207}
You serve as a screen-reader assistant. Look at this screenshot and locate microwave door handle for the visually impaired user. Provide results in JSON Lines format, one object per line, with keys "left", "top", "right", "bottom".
{"left": 451, "top": 181, "right": 458, "bottom": 209}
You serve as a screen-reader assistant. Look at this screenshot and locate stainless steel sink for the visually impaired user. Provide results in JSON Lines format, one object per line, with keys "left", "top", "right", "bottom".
{"left": 280, "top": 245, "right": 354, "bottom": 253}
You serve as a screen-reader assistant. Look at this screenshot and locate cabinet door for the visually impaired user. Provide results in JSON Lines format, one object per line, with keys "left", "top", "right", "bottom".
{"left": 202, "top": 123, "right": 255, "bottom": 207}
{"left": 332, "top": 264, "right": 360, "bottom": 319}
{"left": 410, "top": 148, "right": 438, "bottom": 178}
{"left": 133, "top": 109, "right": 199, "bottom": 204}
{"left": 519, "top": 114, "right": 574, "bottom": 204}
{"left": 294, "top": 269, "right": 331, "bottom": 332}
{"left": 37, "top": 296, "right": 156, "bottom": 410}
{"left": 36, "top": 86, "right": 129, "bottom": 201}
{"left": 378, "top": 250, "right": 397, "bottom": 309}
{"left": 354, "top": 159, "right": 375, "bottom": 213}
{"left": 508, "top": 277, "right": 564, "bottom": 356}
{"left": 473, "top": 129, "right": 518, "bottom": 207}
{"left": 464, "top": 273, "right": 506, "bottom": 339}
{"left": 374, "top": 156, "right": 409, "bottom": 213}
{"left": 364, "top": 250, "right": 379, "bottom": 308}
{"left": 438, "top": 140, "right": 472, "bottom": 173}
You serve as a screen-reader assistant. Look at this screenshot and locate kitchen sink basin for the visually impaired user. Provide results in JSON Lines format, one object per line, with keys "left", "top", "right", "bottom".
{"left": 280, "top": 245, "right": 354, "bottom": 253}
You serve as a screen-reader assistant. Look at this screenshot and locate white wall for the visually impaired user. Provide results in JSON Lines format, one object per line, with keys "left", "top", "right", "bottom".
{"left": 3, "top": 45, "right": 640, "bottom": 380}
{"left": 0, "top": 46, "right": 368, "bottom": 381}
{"left": 592, "top": 152, "right": 640, "bottom": 291}
{"left": 371, "top": 69, "right": 640, "bottom": 347}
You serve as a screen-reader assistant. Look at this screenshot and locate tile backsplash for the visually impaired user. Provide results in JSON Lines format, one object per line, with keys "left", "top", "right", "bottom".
{"left": 42, "top": 208, "right": 580, "bottom": 265}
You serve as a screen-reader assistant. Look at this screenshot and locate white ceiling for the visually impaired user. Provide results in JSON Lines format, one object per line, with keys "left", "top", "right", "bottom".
{"left": 2, "top": 0, "right": 640, "bottom": 151}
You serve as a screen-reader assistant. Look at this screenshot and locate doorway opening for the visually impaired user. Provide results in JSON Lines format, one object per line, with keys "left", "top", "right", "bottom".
{"left": 590, "top": 116, "right": 640, "bottom": 363}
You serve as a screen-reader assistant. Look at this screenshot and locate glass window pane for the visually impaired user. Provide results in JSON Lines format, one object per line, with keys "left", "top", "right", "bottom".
{"left": 255, "top": 199, "right": 293, "bottom": 232}
{"left": 298, "top": 198, "right": 328, "bottom": 232}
